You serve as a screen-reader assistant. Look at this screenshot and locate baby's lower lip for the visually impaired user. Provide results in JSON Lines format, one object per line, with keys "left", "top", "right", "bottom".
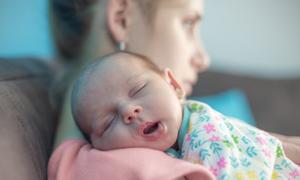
{"left": 139, "top": 121, "right": 166, "bottom": 141}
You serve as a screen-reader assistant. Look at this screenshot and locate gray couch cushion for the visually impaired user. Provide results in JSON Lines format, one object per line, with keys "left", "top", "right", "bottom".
{"left": 193, "top": 71, "right": 300, "bottom": 136}
{"left": 0, "top": 58, "right": 57, "bottom": 180}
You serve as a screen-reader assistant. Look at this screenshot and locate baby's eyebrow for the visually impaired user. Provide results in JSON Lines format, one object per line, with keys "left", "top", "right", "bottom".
{"left": 126, "top": 72, "right": 145, "bottom": 85}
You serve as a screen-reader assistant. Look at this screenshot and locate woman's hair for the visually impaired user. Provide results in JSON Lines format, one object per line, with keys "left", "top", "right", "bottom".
{"left": 50, "top": 0, "right": 160, "bottom": 62}
{"left": 50, "top": 0, "right": 99, "bottom": 61}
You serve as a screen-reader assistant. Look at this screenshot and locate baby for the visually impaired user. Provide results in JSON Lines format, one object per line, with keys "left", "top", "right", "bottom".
{"left": 71, "top": 52, "right": 300, "bottom": 179}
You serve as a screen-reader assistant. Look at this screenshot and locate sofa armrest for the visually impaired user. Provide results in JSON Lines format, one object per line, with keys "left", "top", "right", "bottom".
{"left": 193, "top": 71, "right": 300, "bottom": 135}
{"left": 0, "top": 58, "right": 57, "bottom": 180}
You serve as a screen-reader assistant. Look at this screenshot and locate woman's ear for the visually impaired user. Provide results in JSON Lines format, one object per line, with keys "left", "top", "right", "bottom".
{"left": 106, "top": 0, "right": 130, "bottom": 43}
{"left": 163, "top": 68, "right": 185, "bottom": 100}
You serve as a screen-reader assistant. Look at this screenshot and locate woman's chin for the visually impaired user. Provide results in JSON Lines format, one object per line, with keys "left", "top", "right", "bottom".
{"left": 183, "top": 84, "right": 192, "bottom": 95}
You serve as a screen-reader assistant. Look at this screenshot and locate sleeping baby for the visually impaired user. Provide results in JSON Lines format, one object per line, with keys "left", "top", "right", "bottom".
{"left": 71, "top": 52, "right": 300, "bottom": 179}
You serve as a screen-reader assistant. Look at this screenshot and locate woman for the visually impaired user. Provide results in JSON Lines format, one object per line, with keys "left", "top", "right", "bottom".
{"left": 50, "top": 0, "right": 300, "bottom": 164}
{"left": 51, "top": 0, "right": 209, "bottom": 145}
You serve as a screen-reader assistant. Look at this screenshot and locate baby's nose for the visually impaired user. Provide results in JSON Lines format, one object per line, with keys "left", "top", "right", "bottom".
{"left": 121, "top": 105, "right": 142, "bottom": 124}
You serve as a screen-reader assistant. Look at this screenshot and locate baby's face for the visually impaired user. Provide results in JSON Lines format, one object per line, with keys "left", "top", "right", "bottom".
{"left": 84, "top": 56, "right": 183, "bottom": 151}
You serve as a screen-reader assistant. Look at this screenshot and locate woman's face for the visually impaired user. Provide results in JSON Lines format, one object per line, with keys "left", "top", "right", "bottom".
{"left": 127, "top": 0, "right": 209, "bottom": 95}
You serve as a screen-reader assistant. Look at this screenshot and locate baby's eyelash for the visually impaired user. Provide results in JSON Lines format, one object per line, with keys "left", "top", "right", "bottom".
{"left": 134, "top": 83, "right": 147, "bottom": 96}
{"left": 130, "top": 82, "right": 148, "bottom": 97}
{"left": 102, "top": 115, "right": 115, "bottom": 134}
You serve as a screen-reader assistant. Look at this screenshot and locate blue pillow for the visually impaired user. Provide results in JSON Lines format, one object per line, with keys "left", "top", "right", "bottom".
{"left": 190, "top": 89, "right": 256, "bottom": 126}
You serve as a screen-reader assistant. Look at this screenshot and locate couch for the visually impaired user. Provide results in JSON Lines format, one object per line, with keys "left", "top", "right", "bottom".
{"left": 0, "top": 58, "right": 299, "bottom": 179}
{"left": 0, "top": 58, "right": 57, "bottom": 180}
{"left": 193, "top": 71, "right": 300, "bottom": 136}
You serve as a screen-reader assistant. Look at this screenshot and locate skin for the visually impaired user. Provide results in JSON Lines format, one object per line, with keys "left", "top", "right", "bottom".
{"left": 55, "top": 0, "right": 208, "bottom": 146}
{"left": 75, "top": 53, "right": 184, "bottom": 151}
{"left": 270, "top": 133, "right": 300, "bottom": 165}
{"left": 74, "top": 53, "right": 298, "bottom": 174}
{"left": 124, "top": 0, "right": 210, "bottom": 95}
{"left": 54, "top": 0, "right": 300, "bottom": 165}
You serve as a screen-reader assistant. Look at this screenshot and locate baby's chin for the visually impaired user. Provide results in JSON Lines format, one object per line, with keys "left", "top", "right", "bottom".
{"left": 140, "top": 121, "right": 179, "bottom": 150}
{"left": 90, "top": 123, "right": 179, "bottom": 151}
{"left": 155, "top": 133, "right": 179, "bottom": 151}
{"left": 143, "top": 142, "right": 176, "bottom": 152}
{"left": 92, "top": 142, "right": 175, "bottom": 152}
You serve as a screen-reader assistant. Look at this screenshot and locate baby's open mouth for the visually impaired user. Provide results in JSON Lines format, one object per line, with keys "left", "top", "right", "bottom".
{"left": 139, "top": 121, "right": 165, "bottom": 140}
{"left": 143, "top": 121, "right": 160, "bottom": 134}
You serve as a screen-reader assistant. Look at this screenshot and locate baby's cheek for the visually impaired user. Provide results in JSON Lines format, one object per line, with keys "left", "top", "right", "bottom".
{"left": 90, "top": 132, "right": 111, "bottom": 150}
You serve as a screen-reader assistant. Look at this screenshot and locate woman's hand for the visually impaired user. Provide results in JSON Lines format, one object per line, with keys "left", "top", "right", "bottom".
{"left": 270, "top": 132, "right": 300, "bottom": 165}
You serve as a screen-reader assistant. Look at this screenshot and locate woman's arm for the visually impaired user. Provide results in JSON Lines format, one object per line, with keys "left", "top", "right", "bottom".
{"left": 270, "top": 132, "right": 300, "bottom": 165}
{"left": 282, "top": 142, "right": 300, "bottom": 165}
{"left": 271, "top": 132, "right": 300, "bottom": 146}
{"left": 54, "top": 87, "right": 84, "bottom": 148}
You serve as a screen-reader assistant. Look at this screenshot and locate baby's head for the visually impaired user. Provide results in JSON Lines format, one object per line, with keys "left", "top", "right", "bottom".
{"left": 71, "top": 52, "right": 185, "bottom": 151}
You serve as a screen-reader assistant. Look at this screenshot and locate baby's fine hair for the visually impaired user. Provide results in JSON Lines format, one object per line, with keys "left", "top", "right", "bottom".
{"left": 71, "top": 51, "right": 163, "bottom": 140}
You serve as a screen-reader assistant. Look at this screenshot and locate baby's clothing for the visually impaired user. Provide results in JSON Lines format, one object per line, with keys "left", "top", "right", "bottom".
{"left": 167, "top": 100, "right": 300, "bottom": 180}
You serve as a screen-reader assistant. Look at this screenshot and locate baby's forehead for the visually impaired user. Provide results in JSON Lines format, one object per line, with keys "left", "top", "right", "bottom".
{"left": 84, "top": 55, "right": 144, "bottom": 89}
{"left": 85, "top": 52, "right": 162, "bottom": 88}
{"left": 103, "top": 53, "right": 147, "bottom": 67}
{"left": 94, "top": 54, "right": 150, "bottom": 75}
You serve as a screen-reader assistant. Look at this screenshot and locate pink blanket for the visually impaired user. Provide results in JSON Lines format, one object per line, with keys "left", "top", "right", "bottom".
{"left": 48, "top": 139, "right": 215, "bottom": 180}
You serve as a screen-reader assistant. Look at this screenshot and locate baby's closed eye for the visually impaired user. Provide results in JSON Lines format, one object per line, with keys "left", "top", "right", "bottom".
{"left": 130, "top": 82, "right": 148, "bottom": 97}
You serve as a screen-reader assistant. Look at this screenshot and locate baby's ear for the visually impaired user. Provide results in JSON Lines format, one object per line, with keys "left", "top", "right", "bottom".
{"left": 163, "top": 68, "right": 185, "bottom": 100}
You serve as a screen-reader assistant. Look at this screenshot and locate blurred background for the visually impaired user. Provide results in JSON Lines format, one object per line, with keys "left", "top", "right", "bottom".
{"left": 0, "top": 0, "right": 54, "bottom": 59}
{"left": 0, "top": 0, "right": 299, "bottom": 79}
{"left": 202, "top": 0, "right": 300, "bottom": 79}
{"left": 0, "top": 1, "right": 299, "bottom": 179}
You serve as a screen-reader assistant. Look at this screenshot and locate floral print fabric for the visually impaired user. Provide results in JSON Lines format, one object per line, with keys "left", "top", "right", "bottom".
{"left": 180, "top": 100, "right": 300, "bottom": 180}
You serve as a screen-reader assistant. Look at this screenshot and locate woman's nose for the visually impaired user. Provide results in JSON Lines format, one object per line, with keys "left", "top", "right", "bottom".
{"left": 192, "top": 38, "right": 210, "bottom": 72}
{"left": 120, "top": 104, "right": 142, "bottom": 124}
{"left": 191, "top": 51, "right": 210, "bottom": 73}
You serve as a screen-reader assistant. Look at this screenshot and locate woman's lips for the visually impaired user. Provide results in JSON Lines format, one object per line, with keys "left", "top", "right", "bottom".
{"left": 183, "top": 83, "right": 193, "bottom": 95}
{"left": 184, "top": 79, "right": 197, "bottom": 95}
{"left": 138, "top": 121, "right": 166, "bottom": 141}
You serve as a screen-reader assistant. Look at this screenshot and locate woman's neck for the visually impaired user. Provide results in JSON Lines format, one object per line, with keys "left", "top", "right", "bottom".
{"left": 79, "top": 17, "right": 116, "bottom": 67}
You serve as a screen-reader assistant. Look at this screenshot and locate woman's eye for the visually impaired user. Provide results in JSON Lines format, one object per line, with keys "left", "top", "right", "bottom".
{"left": 183, "top": 19, "right": 196, "bottom": 30}
{"left": 183, "top": 19, "right": 194, "bottom": 28}
{"left": 183, "top": 15, "right": 201, "bottom": 33}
